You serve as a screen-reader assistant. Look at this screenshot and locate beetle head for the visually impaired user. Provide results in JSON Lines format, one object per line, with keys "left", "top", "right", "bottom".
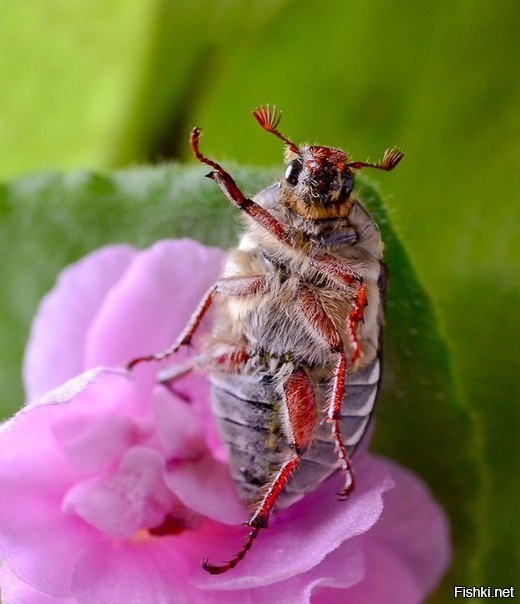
{"left": 253, "top": 105, "right": 403, "bottom": 220}
{"left": 281, "top": 146, "right": 354, "bottom": 217}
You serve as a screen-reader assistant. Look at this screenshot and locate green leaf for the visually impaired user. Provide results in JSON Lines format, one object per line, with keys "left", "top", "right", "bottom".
{"left": 0, "top": 165, "right": 481, "bottom": 601}
{"left": 0, "top": 1, "right": 154, "bottom": 179}
{"left": 359, "top": 181, "right": 482, "bottom": 600}
{"left": 0, "top": 0, "right": 292, "bottom": 181}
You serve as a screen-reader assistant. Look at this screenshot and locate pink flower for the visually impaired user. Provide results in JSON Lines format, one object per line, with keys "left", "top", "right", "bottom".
{"left": 0, "top": 239, "right": 450, "bottom": 603}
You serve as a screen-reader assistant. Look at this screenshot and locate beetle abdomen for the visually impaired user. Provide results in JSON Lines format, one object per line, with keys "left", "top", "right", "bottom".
{"left": 210, "top": 357, "right": 380, "bottom": 509}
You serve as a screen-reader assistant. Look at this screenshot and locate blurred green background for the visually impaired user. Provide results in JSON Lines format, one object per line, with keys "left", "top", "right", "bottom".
{"left": 0, "top": 0, "right": 518, "bottom": 601}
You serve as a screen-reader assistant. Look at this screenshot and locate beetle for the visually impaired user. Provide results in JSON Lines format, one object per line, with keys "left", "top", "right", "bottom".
{"left": 129, "top": 106, "right": 403, "bottom": 574}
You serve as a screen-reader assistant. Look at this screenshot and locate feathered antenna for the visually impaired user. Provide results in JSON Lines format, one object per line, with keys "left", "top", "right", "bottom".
{"left": 252, "top": 105, "right": 300, "bottom": 154}
{"left": 346, "top": 148, "right": 404, "bottom": 172}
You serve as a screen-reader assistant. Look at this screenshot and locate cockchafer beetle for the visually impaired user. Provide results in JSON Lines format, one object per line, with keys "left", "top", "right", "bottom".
{"left": 129, "top": 106, "right": 403, "bottom": 573}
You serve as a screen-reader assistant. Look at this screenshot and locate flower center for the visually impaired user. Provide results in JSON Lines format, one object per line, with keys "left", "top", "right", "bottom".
{"left": 148, "top": 513, "right": 188, "bottom": 536}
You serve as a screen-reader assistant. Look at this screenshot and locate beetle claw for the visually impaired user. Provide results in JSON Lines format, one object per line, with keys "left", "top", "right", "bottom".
{"left": 201, "top": 559, "right": 231, "bottom": 575}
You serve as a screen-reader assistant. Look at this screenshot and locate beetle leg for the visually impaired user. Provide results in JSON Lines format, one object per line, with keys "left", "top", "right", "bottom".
{"left": 158, "top": 348, "right": 251, "bottom": 402}
{"left": 346, "top": 283, "right": 368, "bottom": 367}
{"left": 190, "top": 125, "right": 369, "bottom": 295}
{"left": 157, "top": 358, "right": 200, "bottom": 401}
{"left": 126, "top": 283, "right": 216, "bottom": 369}
{"left": 190, "top": 127, "right": 291, "bottom": 243}
{"left": 127, "top": 275, "right": 266, "bottom": 369}
{"left": 308, "top": 251, "right": 363, "bottom": 289}
{"left": 296, "top": 284, "right": 363, "bottom": 499}
{"left": 207, "top": 347, "right": 251, "bottom": 373}
{"left": 202, "top": 368, "right": 317, "bottom": 575}
{"left": 296, "top": 285, "right": 343, "bottom": 352}
{"left": 327, "top": 353, "right": 355, "bottom": 499}
{"left": 216, "top": 274, "right": 266, "bottom": 296}
{"left": 328, "top": 283, "right": 368, "bottom": 498}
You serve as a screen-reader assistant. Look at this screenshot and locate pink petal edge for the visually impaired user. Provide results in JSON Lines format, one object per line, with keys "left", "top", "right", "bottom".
{"left": 23, "top": 245, "right": 137, "bottom": 399}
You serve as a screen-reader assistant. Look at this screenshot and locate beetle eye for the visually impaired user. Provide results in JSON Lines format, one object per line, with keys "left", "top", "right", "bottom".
{"left": 284, "top": 159, "right": 302, "bottom": 186}
{"left": 341, "top": 173, "right": 354, "bottom": 198}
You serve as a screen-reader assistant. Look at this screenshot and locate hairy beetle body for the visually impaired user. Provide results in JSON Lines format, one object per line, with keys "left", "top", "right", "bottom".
{"left": 208, "top": 184, "right": 384, "bottom": 508}
{"left": 128, "top": 106, "right": 402, "bottom": 574}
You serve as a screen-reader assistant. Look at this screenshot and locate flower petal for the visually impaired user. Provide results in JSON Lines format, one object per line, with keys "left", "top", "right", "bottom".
{"left": 23, "top": 245, "right": 136, "bottom": 399}
{"left": 63, "top": 446, "right": 174, "bottom": 539}
{"left": 363, "top": 456, "right": 451, "bottom": 596}
{"left": 313, "top": 457, "right": 452, "bottom": 603}
{"left": 197, "top": 454, "right": 394, "bottom": 589}
{"left": 52, "top": 412, "right": 137, "bottom": 473}
{"left": 153, "top": 384, "right": 206, "bottom": 460}
{"left": 0, "top": 564, "right": 76, "bottom": 604}
{"left": 198, "top": 541, "right": 364, "bottom": 604}
{"left": 71, "top": 538, "right": 200, "bottom": 604}
{"left": 0, "top": 480, "right": 94, "bottom": 597}
{"left": 315, "top": 541, "right": 422, "bottom": 604}
{"left": 165, "top": 453, "right": 248, "bottom": 526}
{"left": 2, "top": 238, "right": 451, "bottom": 604}
{"left": 84, "top": 239, "right": 225, "bottom": 367}
{"left": 0, "top": 369, "right": 140, "bottom": 596}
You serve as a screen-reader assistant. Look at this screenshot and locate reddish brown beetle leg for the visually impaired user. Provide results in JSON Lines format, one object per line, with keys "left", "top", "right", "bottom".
{"left": 202, "top": 369, "right": 317, "bottom": 575}
{"left": 327, "top": 353, "right": 355, "bottom": 499}
{"left": 309, "top": 252, "right": 363, "bottom": 289}
{"left": 296, "top": 284, "right": 359, "bottom": 498}
{"left": 126, "top": 275, "right": 266, "bottom": 370}
{"left": 126, "top": 284, "right": 217, "bottom": 370}
{"left": 327, "top": 284, "right": 368, "bottom": 498}
{"left": 190, "top": 128, "right": 291, "bottom": 244}
{"left": 346, "top": 284, "right": 368, "bottom": 366}
{"left": 208, "top": 347, "right": 251, "bottom": 374}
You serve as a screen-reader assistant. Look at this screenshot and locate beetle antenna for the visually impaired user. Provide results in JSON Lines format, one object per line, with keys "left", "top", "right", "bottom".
{"left": 253, "top": 105, "right": 300, "bottom": 155}
{"left": 346, "top": 148, "right": 404, "bottom": 172}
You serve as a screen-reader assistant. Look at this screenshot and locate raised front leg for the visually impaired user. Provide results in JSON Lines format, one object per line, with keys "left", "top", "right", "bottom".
{"left": 190, "top": 127, "right": 368, "bottom": 292}
{"left": 202, "top": 368, "right": 318, "bottom": 574}
{"left": 190, "top": 127, "right": 291, "bottom": 243}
